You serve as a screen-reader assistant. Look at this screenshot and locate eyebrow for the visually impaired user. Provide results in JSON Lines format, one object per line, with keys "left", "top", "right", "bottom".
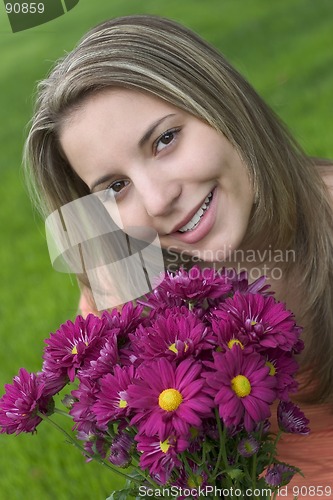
{"left": 90, "top": 113, "right": 176, "bottom": 192}
{"left": 138, "top": 113, "right": 176, "bottom": 148}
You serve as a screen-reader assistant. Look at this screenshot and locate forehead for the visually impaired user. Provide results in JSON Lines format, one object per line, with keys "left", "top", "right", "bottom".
{"left": 61, "top": 88, "right": 180, "bottom": 132}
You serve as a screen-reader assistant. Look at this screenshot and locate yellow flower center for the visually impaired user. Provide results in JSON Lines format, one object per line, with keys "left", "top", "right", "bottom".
{"left": 158, "top": 388, "right": 183, "bottom": 412}
{"left": 168, "top": 342, "right": 188, "bottom": 354}
{"left": 251, "top": 321, "right": 257, "bottom": 326}
{"left": 227, "top": 339, "right": 244, "bottom": 350}
{"left": 231, "top": 375, "right": 251, "bottom": 397}
{"left": 71, "top": 341, "right": 88, "bottom": 355}
{"left": 266, "top": 361, "right": 276, "bottom": 376}
{"left": 159, "top": 438, "right": 171, "bottom": 453}
{"left": 118, "top": 399, "right": 128, "bottom": 409}
{"left": 168, "top": 343, "right": 178, "bottom": 354}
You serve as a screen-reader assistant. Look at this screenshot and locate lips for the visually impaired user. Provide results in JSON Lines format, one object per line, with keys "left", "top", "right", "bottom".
{"left": 178, "top": 192, "right": 213, "bottom": 232}
{"left": 169, "top": 191, "right": 214, "bottom": 234}
{"left": 168, "top": 187, "right": 218, "bottom": 245}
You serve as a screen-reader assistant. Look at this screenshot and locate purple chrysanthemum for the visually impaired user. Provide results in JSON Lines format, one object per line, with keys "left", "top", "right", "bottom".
{"left": 138, "top": 286, "right": 186, "bottom": 312}
{"left": 77, "top": 430, "right": 110, "bottom": 462}
{"left": 128, "top": 357, "right": 214, "bottom": 439}
{"left": 214, "top": 292, "right": 302, "bottom": 352}
{"left": 108, "top": 432, "right": 134, "bottom": 467}
{"left": 81, "top": 333, "right": 119, "bottom": 381}
{"left": 224, "top": 269, "right": 273, "bottom": 296}
{"left": 136, "top": 426, "right": 188, "bottom": 484}
{"left": 204, "top": 346, "right": 277, "bottom": 432}
{"left": 43, "top": 314, "right": 110, "bottom": 382}
{"left": 70, "top": 377, "right": 100, "bottom": 434}
{"left": 93, "top": 365, "right": 136, "bottom": 429}
{"left": 265, "top": 463, "right": 296, "bottom": 487}
{"left": 38, "top": 367, "right": 69, "bottom": 397}
{"left": 172, "top": 460, "right": 209, "bottom": 495}
{"left": 211, "top": 316, "right": 252, "bottom": 354}
{"left": 0, "top": 368, "right": 54, "bottom": 434}
{"left": 237, "top": 435, "right": 260, "bottom": 457}
{"left": 130, "top": 307, "right": 214, "bottom": 362}
{"left": 102, "top": 302, "right": 144, "bottom": 341}
{"left": 264, "top": 350, "right": 299, "bottom": 401}
{"left": 142, "top": 266, "right": 232, "bottom": 307}
{"left": 277, "top": 401, "right": 310, "bottom": 435}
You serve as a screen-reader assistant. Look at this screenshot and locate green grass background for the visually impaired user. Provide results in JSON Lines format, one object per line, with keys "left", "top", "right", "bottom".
{"left": 0, "top": 0, "right": 332, "bottom": 498}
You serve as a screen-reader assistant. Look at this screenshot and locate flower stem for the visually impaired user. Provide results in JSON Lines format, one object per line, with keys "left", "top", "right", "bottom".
{"left": 54, "top": 407, "right": 72, "bottom": 418}
{"left": 36, "top": 412, "right": 141, "bottom": 484}
{"left": 130, "top": 457, "right": 162, "bottom": 490}
{"left": 211, "top": 409, "right": 234, "bottom": 500}
{"left": 251, "top": 452, "right": 259, "bottom": 500}
{"left": 212, "top": 408, "right": 227, "bottom": 479}
{"left": 268, "top": 430, "right": 282, "bottom": 467}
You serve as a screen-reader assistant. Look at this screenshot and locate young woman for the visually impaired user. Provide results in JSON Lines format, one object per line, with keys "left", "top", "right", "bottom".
{"left": 24, "top": 15, "right": 333, "bottom": 497}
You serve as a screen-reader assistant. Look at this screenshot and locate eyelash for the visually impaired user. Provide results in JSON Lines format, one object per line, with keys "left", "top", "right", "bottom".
{"left": 105, "top": 127, "right": 181, "bottom": 197}
{"left": 105, "top": 179, "right": 129, "bottom": 198}
{"left": 153, "top": 127, "right": 181, "bottom": 154}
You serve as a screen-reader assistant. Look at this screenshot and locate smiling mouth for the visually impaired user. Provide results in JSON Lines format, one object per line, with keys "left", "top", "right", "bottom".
{"left": 178, "top": 191, "right": 213, "bottom": 233}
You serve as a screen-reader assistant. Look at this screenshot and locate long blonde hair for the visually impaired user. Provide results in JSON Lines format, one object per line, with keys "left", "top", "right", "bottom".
{"left": 24, "top": 15, "right": 333, "bottom": 402}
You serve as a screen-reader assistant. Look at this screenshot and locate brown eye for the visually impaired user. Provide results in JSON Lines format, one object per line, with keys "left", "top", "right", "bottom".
{"left": 105, "top": 179, "right": 129, "bottom": 197}
{"left": 160, "top": 132, "right": 174, "bottom": 145}
{"left": 155, "top": 128, "right": 180, "bottom": 153}
{"left": 112, "top": 181, "right": 127, "bottom": 193}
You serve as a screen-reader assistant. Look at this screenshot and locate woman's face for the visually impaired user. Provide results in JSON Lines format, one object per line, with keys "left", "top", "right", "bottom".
{"left": 60, "top": 89, "right": 254, "bottom": 262}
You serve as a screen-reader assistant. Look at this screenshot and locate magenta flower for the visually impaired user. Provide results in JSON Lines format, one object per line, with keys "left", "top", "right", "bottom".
{"left": 172, "top": 460, "right": 209, "bottom": 495}
{"left": 264, "top": 350, "right": 299, "bottom": 401}
{"left": 0, "top": 368, "right": 54, "bottom": 434}
{"left": 108, "top": 432, "right": 134, "bottom": 467}
{"left": 224, "top": 269, "right": 273, "bottom": 296}
{"left": 204, "top": 346, "right": 277, "bottom": 432}
{"left": 102, "top": 302, "right": 144, "bottom": 340}
{"left": 128, "top": 358, "right": 214, "bottom": 439}
{"left": 38, "top": 367, "right": 69, "bottom": 397}
{"left": 77, "top": 431, "right": 109, "bottom": 462}
{"left": 265, "top": 464, "right": 296, "bottom": 487}
{"left": 141, "top": 266, "right": 232, "bottom": 309}
{"left": 70, "top": 378, "right": 100, "bottom": 434}
{"left": 93, "top": 365, "right": 136, "bottom": 429}
{"left": 138, "top": 287, "right": 186, "bottom": 312}
{"left": 211, "top": 316, "right": 251, "bottom": 354}
{"left": 136, "top": 426, "right": 188, "bottom": 484}
{"left": 277, "top": 401, "right": 310, "bottom": 435}
{"left": 82, "top": 333, "right": 119, "bottom": 381}
{"left": 131, "top": 307, "right": 214, "bottom": 362}
{"left": 43, "top": 314, "right": 110, "bottom": 382}
{"left": 237, "top": 436, "right": 260, "bottom": 457}
{"left": 214, "top": 292, "right": 302, "bottom": 352}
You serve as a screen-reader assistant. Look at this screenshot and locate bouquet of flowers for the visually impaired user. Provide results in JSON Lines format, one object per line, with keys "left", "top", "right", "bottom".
{"left": 0, "top": 266, "right": 309, "bottom": 499}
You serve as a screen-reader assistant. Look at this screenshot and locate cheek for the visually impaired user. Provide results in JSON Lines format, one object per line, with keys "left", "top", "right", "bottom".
{"left": 174, "top": 129, "right": 225, "bottom": 179}
{"left": 114, "top": 199, "right": 150, "bottom": 229}
{"left": 219, "top": 150, "right": 253, "bottom": 198}
{"left": 180, "top": 147, "right": 224, "bottom": 180}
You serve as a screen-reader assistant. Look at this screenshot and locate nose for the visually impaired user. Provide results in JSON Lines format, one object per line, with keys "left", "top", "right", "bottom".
{"left": 135, "top": 173, "right": 182, "bottom": 218}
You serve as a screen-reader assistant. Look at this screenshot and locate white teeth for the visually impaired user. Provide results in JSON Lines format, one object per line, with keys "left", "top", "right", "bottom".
{"left": 191, "top": 213, "right": 201, "bottom": 225}
{"left": 178, "top": 192, "right": 213, "bottom": 233}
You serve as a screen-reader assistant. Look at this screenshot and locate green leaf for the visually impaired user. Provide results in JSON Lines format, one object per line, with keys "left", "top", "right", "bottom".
{"left": 106, "top": 488, "right": 137, "bottom": 500}
{"left": 227, "top": 468, "right": 245, "bottom": 480}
